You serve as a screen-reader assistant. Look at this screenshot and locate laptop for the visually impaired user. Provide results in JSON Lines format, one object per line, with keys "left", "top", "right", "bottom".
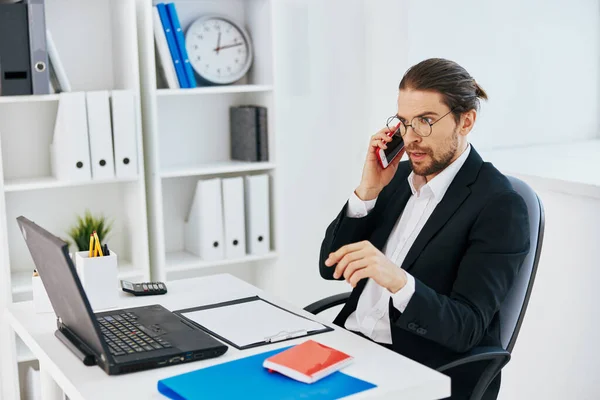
{"left": 17, "top": 216, "right": 228, "bottom": 375}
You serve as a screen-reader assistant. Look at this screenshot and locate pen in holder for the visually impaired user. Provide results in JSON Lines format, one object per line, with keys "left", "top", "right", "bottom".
{"left": 75, "top": 249, "right": 118, "bottom": 311}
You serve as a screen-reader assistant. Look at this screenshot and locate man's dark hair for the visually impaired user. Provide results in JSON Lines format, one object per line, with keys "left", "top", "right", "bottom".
{"left": 399, "top": 58, "right": 488, "bottom": 123}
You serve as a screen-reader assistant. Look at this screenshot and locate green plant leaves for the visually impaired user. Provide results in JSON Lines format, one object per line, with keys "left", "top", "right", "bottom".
{"left": 67, "top": 210, "right": 113, "bottom": 252}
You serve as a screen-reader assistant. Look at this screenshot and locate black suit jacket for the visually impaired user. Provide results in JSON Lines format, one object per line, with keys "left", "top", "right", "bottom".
{"left": 319, "top": 147, "right": 530, "bottom": 398}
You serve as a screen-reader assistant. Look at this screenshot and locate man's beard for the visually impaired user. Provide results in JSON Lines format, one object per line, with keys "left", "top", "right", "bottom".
{"left": 408, "top": 128, "right": 459, "bottom": 177}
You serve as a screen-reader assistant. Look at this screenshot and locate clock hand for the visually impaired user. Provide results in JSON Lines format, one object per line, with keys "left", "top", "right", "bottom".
{"left": 215, "top": 32, "right": 222, "bottom": 54}
{"left": 216, "top": 42, "right": 243, "bottom": 51}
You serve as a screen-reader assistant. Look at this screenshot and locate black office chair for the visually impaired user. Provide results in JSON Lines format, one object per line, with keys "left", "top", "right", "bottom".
{"left": 304, "top": 176, "right": 545, "bottom": 400}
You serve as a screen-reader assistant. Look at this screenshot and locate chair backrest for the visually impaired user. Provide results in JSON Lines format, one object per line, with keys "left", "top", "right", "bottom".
{"left": 500, "top": 176, "right": 545, "bottom": 352}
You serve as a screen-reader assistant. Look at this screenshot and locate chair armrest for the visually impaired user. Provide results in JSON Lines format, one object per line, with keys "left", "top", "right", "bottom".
{"left": 435, "top": 346, "right": 511, "bottom": 373}
{"left": 304, "top": 292, "right": 351, "bottom": 315}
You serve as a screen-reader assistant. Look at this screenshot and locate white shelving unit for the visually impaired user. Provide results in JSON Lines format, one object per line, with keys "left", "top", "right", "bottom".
{"left": 0, "top": 0, "right": 279, "bottom": 397}
{"left": 0, "top": 0, "right": 150, "bottom": 398}
{"left": 136, "top": 0, "right": 279, "bottom": 282}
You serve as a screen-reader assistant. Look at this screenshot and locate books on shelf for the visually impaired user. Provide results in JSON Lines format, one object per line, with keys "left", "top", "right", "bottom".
{"left": 50, "top": 90, "right": 138, "bottom": 183}
{"left": 50, "top": 91, "right": 92, "bottom": 182}
{"left": 184, "top": 174, "right": 271, "bottom": 262}
{"left": 152, "top": 6, "right": 179, "bottom": 89}
{"left": 184, "top": 178, "right": 226, "bottom": 261}
{"left": 46, "top": 29, "right": 71, "bottom": 93}
{"left": 25, "top": 0, "right": 51, "bottom": 95}
{"left": 0, "top": 0, "right": 53, "bottom": 95}
{"left": 0, "top": 2, "right": 32, "bottom": 95}
{"left": 230, "top": 105, "right": 269, "bottom": 162}
{"left": 154, "top": 3, "right": 196, "bottom": 89}
{"left": 165, "top": 3, "right": 196, "bottom": 88}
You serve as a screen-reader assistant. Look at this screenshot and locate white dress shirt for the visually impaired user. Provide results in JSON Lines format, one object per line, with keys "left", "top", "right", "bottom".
{"left": 344, "top": 144, "right": 472, "bottom": 344}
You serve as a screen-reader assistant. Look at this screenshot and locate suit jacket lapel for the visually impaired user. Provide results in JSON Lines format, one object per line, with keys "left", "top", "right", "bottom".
{"left": 370, "top": 179, "right": 412, "bottom": 251}
{"left": 401, "top": 147, "right": 484, "bottom": 273}
{"left": 338, "top": 170, "right": 412, "bottom": 322}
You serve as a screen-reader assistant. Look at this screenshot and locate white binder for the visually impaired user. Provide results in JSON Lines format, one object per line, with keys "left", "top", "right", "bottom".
{"left": 184, "top": 178, "right": 225, "bottom": 261}
{"left": 86, "top": 91, "right": 115, "bottom": 180}
{"left": 110, "top": 90, "right": 138, "bottom": 179}
{"left": 152, "top": 6, "right": 179, "bottom": 89}
{"left": 50, "top": 92, "right": 92, "bottom": 182}
{"left": 244, "top": 174, "right": 271, "bottom": 255}
{"left": 222, "top": 177, "right": 247, "bottom": 259}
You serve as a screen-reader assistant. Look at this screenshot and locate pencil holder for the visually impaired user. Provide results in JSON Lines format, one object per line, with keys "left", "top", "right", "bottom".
{"left": 75, "top": 250, "right": 118, "bottom": 311}
{"left": 32, "top": 275, "right": 54, "bottom": 314}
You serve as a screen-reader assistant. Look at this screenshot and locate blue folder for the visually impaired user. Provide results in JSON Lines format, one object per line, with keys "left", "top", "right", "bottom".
{"left": 156, "top": 3, "right": 188, "bottom": 88}
{"left": 157, "top": 347, "right": 377, "bottom": 400}
{"left": 165, "top": 3, "right": 197, "bottom": 88}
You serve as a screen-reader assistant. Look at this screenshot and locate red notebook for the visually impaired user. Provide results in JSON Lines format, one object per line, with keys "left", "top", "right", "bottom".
{"left": 263, "top": 340, "right": 354, "bottom": 384}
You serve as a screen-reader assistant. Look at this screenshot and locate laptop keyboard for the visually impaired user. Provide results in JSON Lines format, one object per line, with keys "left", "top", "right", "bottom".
{"left": 96, "top": 312, "right": 173, "bottom": 356}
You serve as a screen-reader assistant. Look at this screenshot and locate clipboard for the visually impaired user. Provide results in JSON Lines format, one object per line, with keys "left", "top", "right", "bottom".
{"left": 175, "top": 296, "right": 333, "bottom": 350}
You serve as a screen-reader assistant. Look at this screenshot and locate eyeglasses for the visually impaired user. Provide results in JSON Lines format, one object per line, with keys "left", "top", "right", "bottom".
{"left": 386, "top": 108, "right": 456, "bottom": 138}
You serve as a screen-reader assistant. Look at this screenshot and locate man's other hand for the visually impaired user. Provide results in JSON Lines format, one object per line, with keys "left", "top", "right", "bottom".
{"left": 325, "top": 240, "right": 407, "bottom": 293}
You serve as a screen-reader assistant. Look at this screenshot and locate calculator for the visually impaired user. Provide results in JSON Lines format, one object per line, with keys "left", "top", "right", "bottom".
{"left": 120, "top": 280, "right": 167, "bottom": 296}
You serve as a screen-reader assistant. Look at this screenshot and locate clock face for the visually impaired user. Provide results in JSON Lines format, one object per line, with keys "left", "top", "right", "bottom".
{"left": 185, "top": 16, "right": 253, "bottom": 85}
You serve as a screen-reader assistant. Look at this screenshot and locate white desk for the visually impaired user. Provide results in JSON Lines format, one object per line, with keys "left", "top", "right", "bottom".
{"left": 5, "top": 274, "right": 450, "bottom": 399}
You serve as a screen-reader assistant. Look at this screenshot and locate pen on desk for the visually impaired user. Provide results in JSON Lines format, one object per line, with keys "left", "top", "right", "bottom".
{"left": 266, "top": 329, "right": 308, "bottom": 343}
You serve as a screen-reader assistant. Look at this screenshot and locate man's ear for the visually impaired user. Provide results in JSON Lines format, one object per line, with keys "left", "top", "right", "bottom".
{"left": 460, "top": 109, "right": 477, "bottom": 136}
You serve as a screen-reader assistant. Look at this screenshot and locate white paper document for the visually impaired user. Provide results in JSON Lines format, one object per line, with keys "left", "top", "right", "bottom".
{"left": 180, "top": 298, "right": 328, "bottom": 348}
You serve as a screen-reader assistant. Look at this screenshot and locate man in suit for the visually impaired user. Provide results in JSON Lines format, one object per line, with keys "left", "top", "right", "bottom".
{"left": 319, "top": 58, "right": 530, "bottom": 400}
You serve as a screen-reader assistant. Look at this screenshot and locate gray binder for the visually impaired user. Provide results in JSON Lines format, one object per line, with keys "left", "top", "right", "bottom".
{"left": 230, "top": 106, "right": 269, "bottom": 162}
{"left": 25, "top": 0, "right": 50, "bottom": 94}
{"left": 0, "top": 3, "right": 33, "bottom": 96}
{"left": 256, "top": 107, "right": 269, "bottom": 162}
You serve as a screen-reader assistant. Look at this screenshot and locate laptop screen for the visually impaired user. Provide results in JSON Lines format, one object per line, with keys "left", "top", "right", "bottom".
{"left": 17, "top": 216, "right": 107, "bottom": 360}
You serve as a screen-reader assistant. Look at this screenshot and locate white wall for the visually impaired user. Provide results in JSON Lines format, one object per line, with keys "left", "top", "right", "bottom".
{"left": 365, "top": 0, "right": 600, "bottom": 150}
{"left": 263, "top": 0, "right": 370, "bottom": 303}
{"left": 266, "top": 1, "right": 600, "bottom": 399}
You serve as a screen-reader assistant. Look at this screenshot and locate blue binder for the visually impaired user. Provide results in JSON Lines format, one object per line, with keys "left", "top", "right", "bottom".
{"left": 165, "top": 3, "right": 197, "bottom": 88}
{"left": 156, "top": 3, "right": 188, "bottom": 88}
{"left": 157, "top": 347, "right": 376, "bottom": 400}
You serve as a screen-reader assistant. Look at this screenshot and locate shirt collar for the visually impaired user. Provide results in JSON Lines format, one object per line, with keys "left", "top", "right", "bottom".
{"left": 408, "top": 144, "right": 471, "bottom": 202}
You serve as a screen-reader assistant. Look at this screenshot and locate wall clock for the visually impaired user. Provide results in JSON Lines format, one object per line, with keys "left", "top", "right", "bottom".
{"left": 185, "top": 15, "right": 253, "bottom": 85}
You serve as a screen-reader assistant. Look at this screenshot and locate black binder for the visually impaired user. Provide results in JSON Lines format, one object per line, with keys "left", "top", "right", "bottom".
{"left": 175, "top": 296, "right": 333, "bottom": 350}
{"left": 0, "top": 3, "right": 33, "bottom": 96}
{"left": 229, "top": 106, "right": 269, "bottom": 162}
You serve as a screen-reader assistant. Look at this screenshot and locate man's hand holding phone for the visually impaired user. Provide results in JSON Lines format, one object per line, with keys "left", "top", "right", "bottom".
{"left": 355, "top": 127, "right": 405, "bottom": 201}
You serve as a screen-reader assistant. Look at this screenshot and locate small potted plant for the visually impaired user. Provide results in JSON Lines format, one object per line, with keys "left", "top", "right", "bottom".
{"left": 68, "top": 210, "right": 118, "bottom": 310}
{"left": 67, "top": 210, "right": 112, "bottom": 253}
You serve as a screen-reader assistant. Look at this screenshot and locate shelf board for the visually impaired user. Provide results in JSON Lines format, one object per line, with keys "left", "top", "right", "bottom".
{"left": 3, "top": 176, "right": 139, "bottom": 192}
{"left": 160, "top": 161, "right": 276, "bottom": 179}
{"left": 165, "top": 250, "right": 278, "bottom": 274}
{"left": 0, "top": 94, "right": 60, "bottom": 104}
{"left": 11, "top": 262, "right": 146, "bottom": 297}
{"left": 157, "top": 84, "right": 273, "bottom": 97}
{"left": 17, "top": 337, "right": 36, "bottom": 363}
